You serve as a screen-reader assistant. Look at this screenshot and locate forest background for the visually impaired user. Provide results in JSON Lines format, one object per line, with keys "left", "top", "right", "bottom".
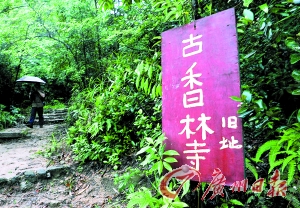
{"left": 0, "top": 0, "right": 300, "bottom": 207}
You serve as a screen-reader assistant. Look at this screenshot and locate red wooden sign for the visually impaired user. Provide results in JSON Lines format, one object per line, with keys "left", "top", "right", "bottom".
{"left": 162, "top": 8, "right": 244, "bottom": 185}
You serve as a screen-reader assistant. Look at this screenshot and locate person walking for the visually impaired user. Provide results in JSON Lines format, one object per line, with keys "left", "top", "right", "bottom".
{"left": 26, "top": 83, "right": 45, "bottom": 128}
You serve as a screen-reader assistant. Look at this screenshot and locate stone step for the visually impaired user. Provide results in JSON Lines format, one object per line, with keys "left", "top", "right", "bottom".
{"left": 0, "top": 132, "right": 27, "bottom": 139}
{"left": 44, "top": 109, "right": 68, "bottom": 114}
{"left": 43, "top": 113, "right": 66, "bottom": 116}
{"left": 33, "top": 119, "right": 65, "bottom": 125}
{"left": 43, "top": 115, "right": 66, "bottom": 119}
{"left": 0, "top": 165, "right": 72, "bottom": 188}
{"left": 25, "top": 108, "right": 68, "bottom": 125}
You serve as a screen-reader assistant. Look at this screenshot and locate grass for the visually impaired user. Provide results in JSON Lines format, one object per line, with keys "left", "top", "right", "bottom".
{"left": 44, "top": 100, "right": 66, "bottom": 110}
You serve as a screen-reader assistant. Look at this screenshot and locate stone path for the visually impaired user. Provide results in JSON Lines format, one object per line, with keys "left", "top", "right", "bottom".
{"left": 35, "top": 109, "right": 68, "bottom": 125}
{"left": 0, "top": 109, "right": 123, "bottom": 207}
{"left": 0, "top": 126, "right": 50, "bottom": 180}
{"left": 0, "top": 109, "right": 68, "bottom": 181}
{"left": 0, "top": 124, "right": 69, "bottom": 183}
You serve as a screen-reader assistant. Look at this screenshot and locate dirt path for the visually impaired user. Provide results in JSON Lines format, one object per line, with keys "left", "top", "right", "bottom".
{"left": 0, "top": 124, "right": 125, "bottom": 208}
{"left": 0, "top": 125, "right": 56, "bottom": 179}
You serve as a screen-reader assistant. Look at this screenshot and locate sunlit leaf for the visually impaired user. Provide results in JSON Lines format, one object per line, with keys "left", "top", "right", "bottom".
{"left": 241, "top": 90, "right": 252, "bottom": 103}
{"left": 136, "top": 146, "right": 151, "bottom": 155}
{"left": 292, "top": 89, "right": 300, "bottom": 95}
{"left": 172, "top": 202, "right": 189, "bottom": 208}
{"left": 163, "top": 150, "right": 180, "bottom": 156}
{"left": 292, "top": 70, "right": 300, "bottom": 81}
{"left": 243, "top": 0, "right": 253, "bottom": 7}
{"left": 259, "top": 3, "right": 268, "bottom": 13}
{"left": 145, "top": 137, "right": 153, "bottom": 144}
{"left": 285, "top": 39, "right": 300, "bottom": 52}
{"left": 163, "top": 161, "right": 172, "bottom": 171}
{"left": 163, "top": 157, "right": 177, "bottom": 163}
{"left": 243, "top": 9, "right": 254, "bottom": 21}
{"left": 158, "top": 160, "right": 163, "bottom": 175}
{"left": 230, "top": 96, "right": 242, "bottom": 102}
{"left": 290, "top": 53, "right": 300, "bottom": 64}
{"left": 229, "top": 199, "right": 244, "bottom": 206}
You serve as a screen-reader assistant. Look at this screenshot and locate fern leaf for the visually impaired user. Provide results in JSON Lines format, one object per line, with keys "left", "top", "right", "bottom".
{"left": 278, "top": 135, "right": 291, "bottom": 145}
{"left": 127, "top": 187, "right": 154, "bottom": 208}
{"left": 245, "top": 158, "right": 258, "bottom": 180}
{"left": 285, "top": 193, "right": 300, "bottom": 208}
{"left": 275, "top": 150, "right": 297, "bottom": 155}
{"left": 287, "top": 137, "right": 298, "bottom": 150}
{"left": 268, "top": 159, "right": 284, "bottom": 174}
{"left": 282, "top": 154, "right": 297, "bottom": 172}
{"left": 269, "top": 144, "right": 281, "bottom": 165}
{"left": 254, "top": 140, "right": 279, "bottom": 162}
{"left": 181, "top": 179, "right": 190, "bottom": 198}
{"left": 287, "top": 160, "right": 296, "bottom": 185}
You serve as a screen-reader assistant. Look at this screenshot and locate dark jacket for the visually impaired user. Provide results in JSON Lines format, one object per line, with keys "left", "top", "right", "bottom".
{"left": 30, "top": 89, "right": 45, "bottom": 108}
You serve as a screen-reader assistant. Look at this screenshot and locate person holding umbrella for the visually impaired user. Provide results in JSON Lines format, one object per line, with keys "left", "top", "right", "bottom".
{"left": 16, "top": 76, "right": 46, "bottom": 128}
{"left": 26, "top": 82, "right": 45, "bottom": 128}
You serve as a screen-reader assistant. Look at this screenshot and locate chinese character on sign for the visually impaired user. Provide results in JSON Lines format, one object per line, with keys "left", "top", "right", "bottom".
{"left": 179, "top": 114, "right": 195, "bottom": 139}
{"left": 222, "top": 116, "right": 238, "bottom": 129}
{"left": 183, "top": 140, "right": 210, "bottom": 170}
{"left": 181, "top": 62, "right": 204, "bottom": 108}
{"left": 251, "top": 178, "right": 264, "bottom": 193}
{"left": 196, "top": 113, "right": 214, "bottom": 141}
{"left": 181, "top": 62, "right": 202, "bottom": 90}
{"left": 267, "top": 169, "right": 287, "bottom": 197}
{"left": 182, "top": 34, "right": 203, "bottom": 57}
{"left": 183, "top": 89, "right": 204, "bottom": 108}
{"left": 220, "top": 116, "right": 242, "bottom": 150}
{"left": 219, "top": 136, "right": 243, "bottom": 150}
{"left": 179, "top": 113, "right": 214, "bottom": 140}
{"left": 230, "top": 179, "right": 248, "bottom": 192}
{"left": 201, "top": 168, "right": 226, "bottom": 200}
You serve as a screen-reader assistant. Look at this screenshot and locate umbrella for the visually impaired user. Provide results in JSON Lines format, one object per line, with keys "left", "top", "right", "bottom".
{"left": 16, "top": 76, "right": 46, "bottom": 84}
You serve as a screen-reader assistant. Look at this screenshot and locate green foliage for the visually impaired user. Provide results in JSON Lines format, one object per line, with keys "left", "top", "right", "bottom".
{"left": 44, "top": 99, "right": 66, "bottom": 110}
{"left": 126, "top": 187, "right": 159, "bottom": 208}
{"left": 0, "top": 104, "right": 24, "bottom": 130}
{"left": 254, "top": 123, "right": 300, "bottom": 184}
{"left": 64, "top": 0, "right": 169, "bottom": 168}
{"left": 230, "top": 1, "right": 300, "bottom": 207}
{"left": 219, "top": 198, "right": 244, "bottom": 208}
{"left": 66, "top": 70, "right": 161, "bottom": 167}
{"left": 135, "top": 56, "right": 162, "bottom": 99}
{"left": 115, "top": 134, "right": 191, "bottom": 208}
{"left": 36, "top": 129, "right": 71, "bottom": 163}
{"left": 127, "top": 188, "right": 189, "bottom": 208}
{"left": 235, "top": 7, "right": 299, "bottom": 206}
{"left": 291, "top": 70, "right": 300, "bottom": 95}
{"left": 243, "top": 0, "right": 254, "bottom": 8}
{"left": 114, "top": 167, "right": 143, "bottom": 193}
{"left": 136, "top": 134, "right": 179, "bottom": 175}
{"left": 245, "top": 158, "right": 258, "bottom": 180}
